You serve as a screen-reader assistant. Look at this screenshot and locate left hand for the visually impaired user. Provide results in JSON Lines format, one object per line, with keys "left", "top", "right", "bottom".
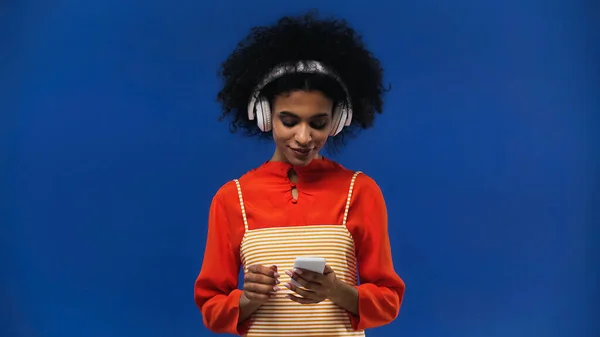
{"left": 284, "top": 264, "right": 339, "bottom": 304}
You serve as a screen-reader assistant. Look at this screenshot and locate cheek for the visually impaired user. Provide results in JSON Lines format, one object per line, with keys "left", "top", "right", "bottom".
{"left": 272, "top": 122, "right": 292, "bottom": 141}
{"left": 313, "top": 131, "right": 330, "bottom": 145}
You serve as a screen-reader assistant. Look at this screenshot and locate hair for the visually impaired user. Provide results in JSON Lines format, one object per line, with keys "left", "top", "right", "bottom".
{"left": 216, "top": 10, "right": 389, "bottom": 153}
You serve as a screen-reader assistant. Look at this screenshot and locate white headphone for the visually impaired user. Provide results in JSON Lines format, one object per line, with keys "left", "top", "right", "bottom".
{"left": 247, "top": 60, "right": 353, "bottom": 136}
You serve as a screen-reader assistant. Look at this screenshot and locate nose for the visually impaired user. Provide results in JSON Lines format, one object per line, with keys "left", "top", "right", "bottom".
{"left": 294, "top": 124, "right": 312, "bottom": 145}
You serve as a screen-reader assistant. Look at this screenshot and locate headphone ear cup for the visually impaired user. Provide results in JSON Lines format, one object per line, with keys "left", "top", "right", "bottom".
{"left": 329, "top": 102, "right": 347, "bottom": 136}
{"left": 255, "top": 96, "right": 272, "bottom": 132}
{"left": 263, "top": 102, "right": 272, "bottom": 132}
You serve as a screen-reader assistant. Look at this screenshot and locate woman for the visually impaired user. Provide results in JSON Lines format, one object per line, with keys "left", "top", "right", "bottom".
{"left": 194, "top": 11, "right": 405, "bottom": 336}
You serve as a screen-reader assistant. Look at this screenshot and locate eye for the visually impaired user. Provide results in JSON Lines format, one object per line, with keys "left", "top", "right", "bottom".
{"left": 310, "top": 121, "right": 328, "bottom": 130}
{"left": 280, "top": 117, "right": 298, "bottom": 127}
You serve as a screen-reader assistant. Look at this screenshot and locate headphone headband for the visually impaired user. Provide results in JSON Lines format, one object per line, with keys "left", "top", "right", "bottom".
{"left": 247, "top": 60, "right": 353, "bottom": 127}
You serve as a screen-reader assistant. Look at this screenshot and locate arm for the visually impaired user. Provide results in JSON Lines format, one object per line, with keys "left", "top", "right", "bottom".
{"left": 194, "top": 190, "right": 251, "bottom": 335}
{"left": 340, "top": 174, "right": 406, "bottom": 330}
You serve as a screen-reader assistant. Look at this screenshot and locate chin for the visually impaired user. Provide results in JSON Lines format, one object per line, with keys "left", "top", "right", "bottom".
{"left": 286, "top": 156, "right": 313, "bottom": 167}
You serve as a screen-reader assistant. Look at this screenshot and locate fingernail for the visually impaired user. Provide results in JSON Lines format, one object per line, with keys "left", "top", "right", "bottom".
{"left": 293, "top": 268, "right": 302, "bottom": 275}
{"left": 285, "top": 270, "right": 293, "bottom": 277}
{"left": 274, "top": 272, "right": 280, "bottom": 278}
{"left": 275, "top": 279, "right": 280, "bottom": 284}
{"left": 273, "top": 286, "right": 280, "bottom": 291}
{"left": 284, "top": 283, "right": 291, "bottom": 289}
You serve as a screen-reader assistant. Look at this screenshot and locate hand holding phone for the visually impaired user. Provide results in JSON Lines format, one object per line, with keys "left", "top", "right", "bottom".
{"left": 290, "top": 257, "right": 326, "bottom": 287}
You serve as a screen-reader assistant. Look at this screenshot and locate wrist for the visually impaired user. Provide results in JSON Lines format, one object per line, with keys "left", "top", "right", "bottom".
{"left": 240, "top": 291, "right": 263, "bottom": 307}
{"left": 240, "top": 291, "right": 250, "bottom": 306}
{"left": 329, "top": 279, "right": 346, "bottom": 303}
{"left": 328, "top": 279, "right": 360, "bottom": 316}
{"left": 238, "top": 292, "right": 263, "bottom": 324}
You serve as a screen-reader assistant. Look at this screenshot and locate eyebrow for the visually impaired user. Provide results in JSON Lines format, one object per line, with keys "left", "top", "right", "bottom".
{"left": 279, "top": 111, "right": 329, "bottom": 118}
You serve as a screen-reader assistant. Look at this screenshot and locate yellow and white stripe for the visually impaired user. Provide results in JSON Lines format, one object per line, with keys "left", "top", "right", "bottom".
{"left": 235, "top": 172, "right": 365, "bottom": 337}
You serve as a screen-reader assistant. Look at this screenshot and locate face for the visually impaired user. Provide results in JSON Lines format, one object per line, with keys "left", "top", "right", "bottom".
{"left": 270, "top": 90, "right": 334, "bottom": 166}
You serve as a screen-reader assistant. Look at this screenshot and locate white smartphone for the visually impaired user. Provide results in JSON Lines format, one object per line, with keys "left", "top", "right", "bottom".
{"left": 290, "top": 257, "right": 326, "bottom": 287}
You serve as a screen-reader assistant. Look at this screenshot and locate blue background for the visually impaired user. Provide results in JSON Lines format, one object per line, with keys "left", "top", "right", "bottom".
{"left": 1, "top": 1, "right": 598, "bottom": 336}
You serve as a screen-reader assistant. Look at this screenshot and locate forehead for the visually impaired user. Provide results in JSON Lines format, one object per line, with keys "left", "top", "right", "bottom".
{"left": 272, "top": 90, "right": 334, "bottom": 117}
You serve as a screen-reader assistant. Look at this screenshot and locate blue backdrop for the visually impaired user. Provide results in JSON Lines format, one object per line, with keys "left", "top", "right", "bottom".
{"left": 2, "top": 1, "right": 598, "bottom": 337}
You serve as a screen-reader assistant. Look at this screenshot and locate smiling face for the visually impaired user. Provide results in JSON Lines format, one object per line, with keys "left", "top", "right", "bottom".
{"left": 270, "top": 90, "right": 334, "bottom": 166}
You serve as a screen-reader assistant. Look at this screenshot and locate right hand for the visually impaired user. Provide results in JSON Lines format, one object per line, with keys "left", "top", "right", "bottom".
{"left": 242, "top": 264, "right": 280, "bottom": 304}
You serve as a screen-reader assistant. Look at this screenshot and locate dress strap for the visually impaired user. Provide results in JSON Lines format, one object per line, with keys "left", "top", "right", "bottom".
{"left": 233, "top": 179, "right": 249, "bottom": 232}
{"left": 342, "top": 171, "right": 362, "bottom": 226}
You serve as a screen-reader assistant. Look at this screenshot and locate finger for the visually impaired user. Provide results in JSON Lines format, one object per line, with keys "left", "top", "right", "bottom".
{"left": 323, "top": 264, "right": 334, "bottom": 274}
{"left": 285, "top": 270, "right": 313, "bottom": 288}
{"left": 244, "top": 290, "right": 273, "bottom": 301}
{"left": 245, "top": 272, "right": 280, "bottom": 285}
{"left": 284, "top": 281, "right": 322, "bottom": 300}
{"left": 286, "top": 269, "right": 322, "bottom": 286}
{"left": 249, "top": 264, "right": 280, "bottom": 278}
{"left": 296, "top": 269, "right": 325, "bottom": 283}
{"left": 244, "top": 282, "right": 280, "bottom": 295}
{"left": 287, "top": 293, "right": 320, "bottom": 305}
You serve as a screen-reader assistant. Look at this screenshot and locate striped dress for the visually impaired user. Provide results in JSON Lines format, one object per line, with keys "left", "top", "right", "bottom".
{"left": 194, "top": 158, "right": 405, "bottom": 336}
{"left": 235, "top": 172, "right": 365, "bottom": 337}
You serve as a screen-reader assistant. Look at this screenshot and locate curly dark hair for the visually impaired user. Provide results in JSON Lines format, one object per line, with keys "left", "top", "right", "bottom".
{"left": 216, "top": 10, "right": 388, "bottom": 152}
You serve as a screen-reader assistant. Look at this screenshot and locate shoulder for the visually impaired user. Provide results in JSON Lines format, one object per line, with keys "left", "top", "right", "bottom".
{"left": 355, "top": 171, "right": 382, "bottom": 193}
{"left": 211, "top": 165, "right": 265, "bottom": 204}
{"left": 210, "top": 180, "right": 239, "bottom": 207}
{"left": 332, "top": 160, "right": 382, "bottom": 194}
{"left": 350, "top": 170, "right": 386, "bottom": 207}
{"left": 326, "top": 160, "right": 384, "bottom": 200}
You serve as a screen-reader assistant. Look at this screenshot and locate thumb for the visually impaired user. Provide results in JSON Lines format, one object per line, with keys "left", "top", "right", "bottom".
{"left": 323, "top": 264, "right": 334, "bottom": 274}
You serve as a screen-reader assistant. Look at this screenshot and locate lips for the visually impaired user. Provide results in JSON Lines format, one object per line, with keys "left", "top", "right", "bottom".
{"left": 290, "top": 147, "right": 312, "bottom": 157}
